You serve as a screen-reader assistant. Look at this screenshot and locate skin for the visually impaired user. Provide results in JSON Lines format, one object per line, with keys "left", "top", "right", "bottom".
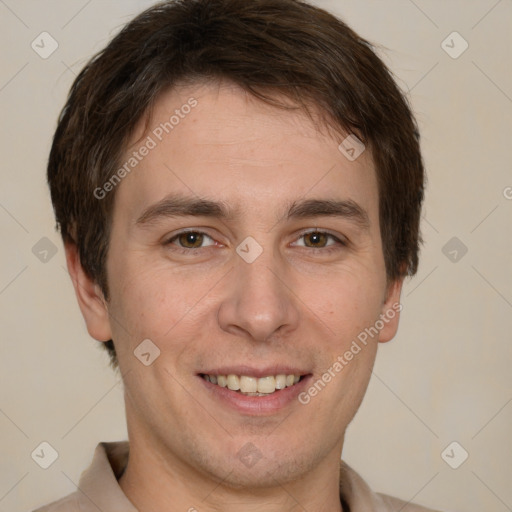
{"left": 66, "top": 80, "right": 403, "bottom": 512}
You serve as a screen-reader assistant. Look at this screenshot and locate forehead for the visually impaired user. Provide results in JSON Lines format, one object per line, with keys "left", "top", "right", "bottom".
{"left": 114, "top": 80, "right": 379, "bottom": 225}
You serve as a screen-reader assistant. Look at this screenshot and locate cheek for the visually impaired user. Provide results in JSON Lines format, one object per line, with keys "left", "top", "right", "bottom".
{"left": 106, "top": 255, "right": 215, "bottom": 352}
{"left": 305, "top": 286, "right": 381, "bottom": 420}
{"left": 306, "top": 268, "right": 386, "bottom": 341}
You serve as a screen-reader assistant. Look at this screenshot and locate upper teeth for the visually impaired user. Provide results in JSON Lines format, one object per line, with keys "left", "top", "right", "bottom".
{"left": 202, "top": 374, "right": 301, "bottom": 394}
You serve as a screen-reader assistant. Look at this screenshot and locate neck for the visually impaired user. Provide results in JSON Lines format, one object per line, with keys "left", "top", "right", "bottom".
{"left": 119, "top": 432, "right": 344, "bottom": 512}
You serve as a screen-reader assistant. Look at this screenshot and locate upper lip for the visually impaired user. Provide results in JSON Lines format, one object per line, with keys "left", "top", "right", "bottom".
{"left": 198, "top": 365, "right": 310, "bottom": 378}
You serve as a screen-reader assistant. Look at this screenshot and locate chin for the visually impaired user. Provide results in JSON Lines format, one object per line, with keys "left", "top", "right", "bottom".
{"left": 187, "top": 437, "right": 328, "bottom": 491}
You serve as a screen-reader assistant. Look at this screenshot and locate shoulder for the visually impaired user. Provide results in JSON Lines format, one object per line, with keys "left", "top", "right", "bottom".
{"left": 31, "top": 491, "right": 81, "bottom": 512}
{"left": 376, "top": 492, "right": 443, "bottom": 512}
{"left": 30, "top": 441, "right": 133, "bottom": 512}
{"left": 340, "top": 460, "right": 445, "bottom": 512}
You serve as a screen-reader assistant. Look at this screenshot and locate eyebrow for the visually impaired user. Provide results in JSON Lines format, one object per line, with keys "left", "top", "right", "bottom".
{"left": 136, "top": 194, "right": 235, "bottom": 225}
{"left": 286, "top": 198, "right": 370, "bottom": 229}
{"left": 135, "top": 194, "right": 370, "bottom": 230}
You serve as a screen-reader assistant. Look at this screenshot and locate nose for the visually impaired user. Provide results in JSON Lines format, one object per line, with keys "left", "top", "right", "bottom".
{"left": 217, "top": 248, "right": 300, "bottom": 343}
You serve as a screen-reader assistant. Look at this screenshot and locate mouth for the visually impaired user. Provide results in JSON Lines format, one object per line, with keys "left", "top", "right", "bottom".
{"left": 199, "top": 373, "right": 305, "bottom": 396}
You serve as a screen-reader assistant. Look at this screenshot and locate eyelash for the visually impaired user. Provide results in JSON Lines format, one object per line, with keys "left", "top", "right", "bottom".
{"left": 164, "top": 229, "right": 347, "bottom": 254}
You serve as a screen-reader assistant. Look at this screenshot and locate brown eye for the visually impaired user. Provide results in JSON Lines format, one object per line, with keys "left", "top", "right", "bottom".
{"left": 177, "top": 232, "right": 205, "bottom": 248}
{"left": 303, "top": 232, "right": 329, "bottom": 248}
{"left": 292, "top": 230, "right": 346, "bottom": 251}
{"left": 164, "top": 230, "right": 217, "bottom": 253}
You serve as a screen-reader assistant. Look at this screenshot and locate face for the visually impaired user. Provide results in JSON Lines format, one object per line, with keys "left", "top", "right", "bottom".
{"left": 72, "top": 80, "right": 403, "bottom": 489}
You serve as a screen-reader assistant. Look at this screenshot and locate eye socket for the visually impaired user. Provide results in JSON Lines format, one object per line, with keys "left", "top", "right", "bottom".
{"left": 292, "top": 230, "right": 345, "bottom": 250}
{"left": 163, "top": 229, "right": 346, "bottom": 254}
{"left": 165, "top": 230, "right": 216, "bottom": 250}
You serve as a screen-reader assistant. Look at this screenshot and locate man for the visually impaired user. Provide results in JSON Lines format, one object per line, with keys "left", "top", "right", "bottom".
{"left": 36, "top": 0, "right": 438, "bottom": 510}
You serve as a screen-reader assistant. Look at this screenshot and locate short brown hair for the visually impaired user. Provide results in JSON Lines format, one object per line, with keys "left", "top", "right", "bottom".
{"left": 48, "top": 0, "right": 425, "bottom": 368}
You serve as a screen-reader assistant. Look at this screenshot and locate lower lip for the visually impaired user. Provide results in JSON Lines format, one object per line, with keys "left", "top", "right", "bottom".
{"left": 198, "top": 375, "right": 312, "bottom": 415}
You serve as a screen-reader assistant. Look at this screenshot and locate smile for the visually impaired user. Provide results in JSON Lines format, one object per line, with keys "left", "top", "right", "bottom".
{"left": 200, "top": 373, "right": 303, "bottom": 396}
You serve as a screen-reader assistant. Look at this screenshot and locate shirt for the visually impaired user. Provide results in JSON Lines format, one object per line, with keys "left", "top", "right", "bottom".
{"left": 33, "top": 441, "right": 441, "bottom": 512}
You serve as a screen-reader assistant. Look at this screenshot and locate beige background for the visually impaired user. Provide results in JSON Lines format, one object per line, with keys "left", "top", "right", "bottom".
{"left": 1, "top": 1, "right": 511, "bottom": 511}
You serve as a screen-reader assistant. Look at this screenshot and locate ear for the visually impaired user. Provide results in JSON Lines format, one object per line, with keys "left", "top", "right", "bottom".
{"left": 378, "top": 277, "right": 404, "bottom": 344}
{"left": 64, "top": 242, "right": 112, "bottom": 342}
